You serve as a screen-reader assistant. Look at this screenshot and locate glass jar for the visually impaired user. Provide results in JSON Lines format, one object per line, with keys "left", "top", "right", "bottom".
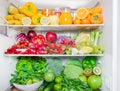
{"left": 42, "top": 8, "right": 53, "bottom": 16}
{"left": 59, "top": 7, "right": 72, "bottom": 25}
{"left": 53, "top": 8, "right": 62, "bottom": 17}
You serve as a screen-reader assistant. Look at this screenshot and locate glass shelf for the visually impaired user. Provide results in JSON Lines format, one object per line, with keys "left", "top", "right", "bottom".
{"left": 4, "top": 54, "right": 104, "bottom": 57}
{"left": 0, "top": 24, "right": 104, "bottom": 32}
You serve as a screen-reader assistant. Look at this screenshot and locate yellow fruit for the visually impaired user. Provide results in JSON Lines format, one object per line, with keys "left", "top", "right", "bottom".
{"left": 8, "top": 20, "right": 22, "bottom": 25}
{"left": 8, "top": 5, "right": 19, "bottom": 15}
{"left": 22, "top": 17, "right": 32, "bottom": 25}
{"left": 49, "top": 15, "right": 59, "bottom": 25}
{"left": 5, "top": 15, "right": 14, "bottom": 20}
{"left": 18, "top": 6, "right": 23, "bottom": 14}
{"left": 14, "top": 14, "right": 25, "bottom": 20}
{"left": 76, "top": 8, "right": 89, "bottom": 19}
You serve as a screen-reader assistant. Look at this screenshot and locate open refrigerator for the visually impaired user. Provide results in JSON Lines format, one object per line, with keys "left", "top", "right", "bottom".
{"left": 0, "top": 0, "right": 118, "bottom": 91}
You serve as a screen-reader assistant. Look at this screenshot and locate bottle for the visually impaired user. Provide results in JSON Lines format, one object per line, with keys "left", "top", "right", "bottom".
{"left": 59, "top": 7, "right": 72, "bottom": 25}
{"left": 42, "top": 8, "right": 53, "bottom": 16}
{"left": 53, "top": 8, "right": 62, "bottom": 17}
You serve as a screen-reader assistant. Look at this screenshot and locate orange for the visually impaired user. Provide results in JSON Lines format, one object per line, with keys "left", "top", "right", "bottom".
{"left": 73, "top": 18, "right": 81, "bottom": 24}
{"left": 76, "top": 8, "right": 89, "bottom": 19}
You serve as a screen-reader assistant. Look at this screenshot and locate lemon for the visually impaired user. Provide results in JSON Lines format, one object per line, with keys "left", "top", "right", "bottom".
{"left": 22, "top": 17, "right": 32, "bottom": 25}
{"left": 49, "top": 15, "right": 59, "bottom": 25}
{"left": 40, "top": 16, "right": 50, "bottom": 25}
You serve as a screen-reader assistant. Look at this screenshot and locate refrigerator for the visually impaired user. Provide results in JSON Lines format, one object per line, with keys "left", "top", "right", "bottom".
{"left": 0, "top": 0, "right": 118, "bottom": 91}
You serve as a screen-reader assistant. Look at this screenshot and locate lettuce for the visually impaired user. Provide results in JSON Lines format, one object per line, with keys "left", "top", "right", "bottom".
{"left": 64, "top": 64, "right": 83, "bottom": 79}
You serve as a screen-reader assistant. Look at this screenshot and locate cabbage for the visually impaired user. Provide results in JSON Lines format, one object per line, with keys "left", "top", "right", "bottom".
{"left": 64, "top": 64, "right": 83, "bottom": 79}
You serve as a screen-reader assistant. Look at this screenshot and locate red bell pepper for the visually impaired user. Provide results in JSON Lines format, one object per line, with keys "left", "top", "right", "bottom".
{"left": 31, "top": 34, "right": 45, "bottom": 46}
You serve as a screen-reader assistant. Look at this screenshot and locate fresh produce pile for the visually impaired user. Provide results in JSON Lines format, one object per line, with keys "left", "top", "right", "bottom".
{"left": 10, "top": 57, "right": 46, "bottom": 85}
{"left": 5, "top": 2, "right": 103, "bottom": 25}
{"left": 5, "top": 30, "right": 104, "bottom": 55}
{"left": 10, "top": 57, "right": 102, "bottom": 91}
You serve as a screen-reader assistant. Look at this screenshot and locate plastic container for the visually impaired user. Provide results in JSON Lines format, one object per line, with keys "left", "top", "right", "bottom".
{"left": 13, "top": 81, "right": 43, "bottom": 91}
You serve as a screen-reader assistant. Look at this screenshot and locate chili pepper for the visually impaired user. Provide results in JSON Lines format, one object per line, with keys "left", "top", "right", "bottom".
{"left": 22, "top": 2, "right": 38, "bottom": 17}
{"left": 31, "top": 34, "right": 45, "bottom": 47}
{"left": 82, "top": 56, "right": 97, "bottom": 69}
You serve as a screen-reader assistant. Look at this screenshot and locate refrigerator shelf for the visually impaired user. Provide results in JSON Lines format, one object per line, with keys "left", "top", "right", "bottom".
{"left": 0, "top": 24, "right": 104, "bottom": 32}
{"left": 4, "top": 54, "right": 104, "bottom": 57}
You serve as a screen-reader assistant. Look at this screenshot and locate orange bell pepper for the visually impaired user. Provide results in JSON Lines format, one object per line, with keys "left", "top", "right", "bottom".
{"left": 90, "top": 14, "right": 103, "bottom": 24}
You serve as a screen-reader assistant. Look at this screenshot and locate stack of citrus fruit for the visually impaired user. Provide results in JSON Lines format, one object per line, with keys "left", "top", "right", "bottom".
{"left": 73, "top": 6, "right": 103, "bottom": 24}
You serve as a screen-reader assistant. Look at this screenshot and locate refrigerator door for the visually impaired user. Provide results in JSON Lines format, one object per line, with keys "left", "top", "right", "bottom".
{"left": 117, "top": 0, "right": 120, "bottom": 90}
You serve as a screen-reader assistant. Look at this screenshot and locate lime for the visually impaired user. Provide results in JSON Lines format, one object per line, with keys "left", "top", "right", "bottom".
{"left": 54, "top": 84, "right": 62, "bottom": 90}
{"left": 22, "top": 17, "right": 32, "bottom": 25}
{"left": 93, "top": 66, "right": 102, "bottom": 75}
{"left": 40, "top": 16, "right": 50, "bottom": 25}
{"left": 55, "top": 76, "right": 62, "bottom": 83}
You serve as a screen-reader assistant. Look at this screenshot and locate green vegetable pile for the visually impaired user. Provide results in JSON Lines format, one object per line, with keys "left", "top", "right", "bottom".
{"left": 38, "top": 57, "right": 102, "bottom": 91}
{"left": 10, "top": 57, "right": 102, "bottom": 91}
{"left": 10, "top": 57, "right": 46, "bottom": 85}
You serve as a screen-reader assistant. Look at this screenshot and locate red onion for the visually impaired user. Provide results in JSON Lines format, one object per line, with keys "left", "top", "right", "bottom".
{"left": 16, "top": 33, "right": 28, "bottom": 42}
{"left": 27, "top": 30, "right": 37, "bottom": 40}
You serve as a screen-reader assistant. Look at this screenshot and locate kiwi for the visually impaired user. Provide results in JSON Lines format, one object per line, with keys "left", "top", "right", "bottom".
{"left": 93, "top": 66, "right": 102, "bottom": 75}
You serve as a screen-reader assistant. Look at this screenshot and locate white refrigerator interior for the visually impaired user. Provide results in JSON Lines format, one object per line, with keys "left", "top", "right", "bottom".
{"left": 0, "top": 0, "right": 117, "bottom": 91}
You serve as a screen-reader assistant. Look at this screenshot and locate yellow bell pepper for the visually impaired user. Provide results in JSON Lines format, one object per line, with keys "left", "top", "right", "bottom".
{"left": 32, "top": 14, "right": 44, "bottom": 25}
{"left": 22, "top": 2, "right": 38, "bottom": 17}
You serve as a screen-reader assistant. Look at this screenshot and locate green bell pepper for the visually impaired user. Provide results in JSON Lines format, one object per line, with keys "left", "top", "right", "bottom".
{"left": 82, "top": 57, "right": 97, "bottom": 69}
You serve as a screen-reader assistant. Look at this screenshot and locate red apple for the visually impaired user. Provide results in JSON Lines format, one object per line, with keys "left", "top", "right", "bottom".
{"left": 46, "top": 32, "right": 57, "bottom": 43}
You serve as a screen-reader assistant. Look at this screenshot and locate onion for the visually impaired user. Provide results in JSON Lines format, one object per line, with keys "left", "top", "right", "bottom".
{"left": 16, "top": 33, "right": 28, "bottom": 42}
{"left": 27, "top": 30, "right": 37, "bottom": 40}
